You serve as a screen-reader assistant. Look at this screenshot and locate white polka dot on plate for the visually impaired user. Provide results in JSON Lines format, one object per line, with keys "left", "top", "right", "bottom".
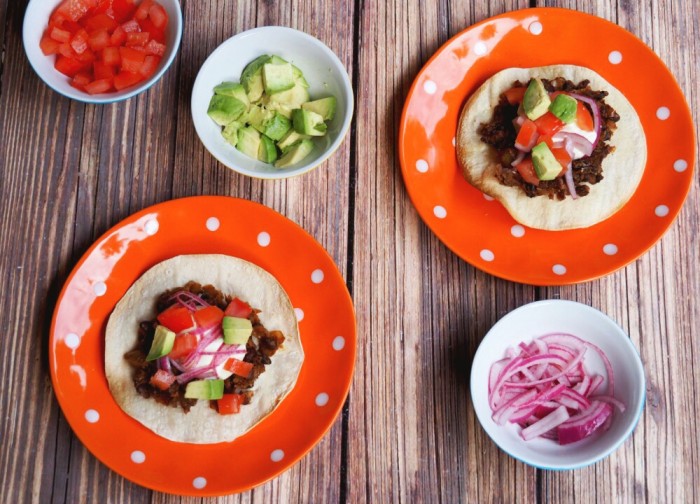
{"left": 474, "top": 41, "right": 487, "bottom": 56}
{"left": 315, "top": 393, "right": 329, "bottom": 407}
{"left": 655, "top": 205, "right": 669, "bottom": 217}
{"left": 674, "top": 159, "right": 688, "bottom": 172}
{"left": 415, "top": 159, "right": 429, "bottom": 173}
{"left": 206, "top": 217, "right": 220, "bottom": 231}
{"left": 510, "top": 225, "right": 525, "bottom": 238}
{"left": 529, "top": 21, "right": 543, "bottom": 35}
{"left": 656, "top": 107, "right": 670, "bottom": 120}
{"left": 332, "top": 336, "right": 345, "bottom": 351}
{"left": 423, "top": 80, "right": 437, "bottom": 95}
{"left": 480, "top": 249, "right": 495, "bottom": 262}
{"left": 552, "top": 264, "right": 567, "bottom": 276}
{"left": 192, "top": 477, "right": 207, "bottom": 489}
{"left": 144, "top": 218, "right": 159, "bottom": 235}
{"left": 483, "top": 193, "right": 494, "bottom": 201}
{"left": 270, "top": 449, "right": 285, "bottom": 462}
{"left": 294, "top": 308, "right": 304, "bottom": 321}
{"left": 311, "top": 269, "right": 325, "bottom": 284}
{"left": 608, "top": 50, "right": 623, "bottom": 64}
{"left": 93, "top": 281, "right": 107, "bottom": 297}
{"left": 130, "top": 451, "right": 146, "bottom": 464}
{"left": 257, "top": 231, "right": 271, "bottom": 247}
{"left": 434, "top": 206, "right": 447, "bottom": 219}
{"left": 603, "top": 243, "right": 618, "bottom": 255}
{"left": 85, "top": 409, "right": 100, "bottom": 423}
{"left": 65, "top": 332, "right": 80, "bottom": 349}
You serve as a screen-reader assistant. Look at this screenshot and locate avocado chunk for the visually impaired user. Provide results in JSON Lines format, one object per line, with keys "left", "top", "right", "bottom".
{"left": 549, "top": 94, "right": 577, "bottom": 123}
{"left": 277, "top": 129, "right": 311, "bottom": 153}
{"left": 263, "top": 113, "right": 292, "bottom": 141}
{"left": 292, "top": 65, "right": 309, "bottom": 87}
{"left": 263, "top": 62, "right": 295, "bottom": 95}
{"left": 258, "top": 135, "right": 278, "bottom": 164}
{"left": 241, "top": 55, "right": 271, "bottom": 102}
{"left": 531, "top": 142, "right": 563, "bottom": 181}
{"left": 292, "top": 108, "right": 327, "bottom": 136}
{"left": 274, "top": 139, "right": 314, "bottom": 168}
{"left": 145, "top": 325, "right": 175, "bottom": 361}
{"left": 523, "top": 78, "right": 551, "bottom": 121}
{"left": 236, "top": 126, "right": 262, "bottom": 160}
{"left": 301, "top": 96, "right": 336, "bottom": 121}
{"left": 207, "top": 95, "right": 247, "bottom": 126}
{"left": 243, "top": 105, "right": 275, "bottom": 134}
{"left": 214, "top": 82, "right": 249, "bottom": 106}
{"left": 222, "top": 316, "right": 253, "bottom": 345}
{"left": 184, "top": 379, "right": 225, "bottom": 400}
{"left": 222, "top": 120, "right": 242, "bottom": 146}
{"left": 264, "top": 82, "right": 311, "bottom": 118}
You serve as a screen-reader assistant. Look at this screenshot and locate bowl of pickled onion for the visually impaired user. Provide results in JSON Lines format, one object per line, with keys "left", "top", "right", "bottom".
{"left": 470, "top": 299, "right": 645, "bottom": 470}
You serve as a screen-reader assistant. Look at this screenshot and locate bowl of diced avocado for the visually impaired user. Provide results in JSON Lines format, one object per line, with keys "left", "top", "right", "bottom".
{"left": 191, "top": 26, "right": 354, "bottom": 179}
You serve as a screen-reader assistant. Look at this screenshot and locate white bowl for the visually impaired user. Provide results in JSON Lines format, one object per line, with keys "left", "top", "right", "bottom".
{"left": 23, "top": 0, "right": 183, "bottom": 104}
{"left": 470, "top": 300, "right": 645, "bottom": 470}
{"left": 191, "top": 26, "right": 354, "bottom": 179}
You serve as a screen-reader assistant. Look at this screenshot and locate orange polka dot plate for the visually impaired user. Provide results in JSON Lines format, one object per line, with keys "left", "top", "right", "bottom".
{"left": 399, "top": 8, "right": 695, "bottom": 285}
{"left": 49, "top": 196, "right": 356, "bottom": 495}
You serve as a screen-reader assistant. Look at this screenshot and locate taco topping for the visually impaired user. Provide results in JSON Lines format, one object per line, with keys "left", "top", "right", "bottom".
{"left": 124, "top": 281, "right": 285, "bottom": 414}
{"left": 478, "top": 77, "right": 620, "bottom": 200}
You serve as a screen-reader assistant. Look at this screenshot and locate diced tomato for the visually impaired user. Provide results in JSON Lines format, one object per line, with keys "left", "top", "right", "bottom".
{"left": 225, "top": 298, "right": 253, "bottom": 318}
{"left": 55, "top": 0, "right": 95, "bottom": 23}
{"left": 217, "top": 393, "right": 245, "bottom": 415}
{"left": 139, "top": 18, "right": 164, "bottom": 42}
{"left": 111, "top": 0, "right": 138, "bottom": 23}
{"left": 75, "top": 48, "right": 96, "bottom": 63}
{"left": 576, "top": 101, "right": 594, "bottom": 131}
{"left": 193, "top": 305, "right": 225, "bottom": 328}
{"left": 84, "top": 77, "right": 113, "bottom": 94}
{"left": 514, "top": 158, "right": 540, "bottom": 186}
{"left": 550, "top": 147, "right": 572, "bottom": 175}
{"left": 50, "top": 26, "right": 72, "bottom": 43}
{"left": 70, "top": 28, "right": 89, "bottom": 54}
{"left": 148, "top": 3, "right": 168, "bottom": 30}
{"left": 83, "top": 13, "right": 118, "bottom": 33}
{"left": 93, "top": 61, "right": 115, "bottom": 79}
{"left": 534, "top": 112, "right": 565, "bottom": 136}
{"left": 139, "top": 55, "right": 160, "bottom": 77}
{"left": 40, "top": 34, "right": 61, "bottom": 55}
{"left": 144, "top": 39, "right": 165, "bottom": 56}
{"left": 224, "top": 358, "right": 254, "bottom": 378}
{"left": 58, "top": 42, "right": 77, "bottom": 58}
{"left": 102, "top": 46, "right": 121, "bottom": 66}
{"left": 169, "top": 333, "right": 198, "bottom": 360}
{"left": 109, "top": 26, "right": 127, "bottom": 45}
{"left": 119, "top": 46, "right": 146, "bottom": 72}
{"left": 113, "top": 70, "right": 143, "bottom": 90}
{"left": 126, "top": 31, "right": 150, "bottom": 47}
{"left": 55, "top": 55, "right": 89, "bottom": 77}
{"left": 504, "top": 86, "right": 526, "bottom": 105}
{"left": 88, "top": 29, "right": 110, "bottom": 51}
{"left": 149, "top": 369, "right": 176, "bottom": 391}
{"left": 134, "top": 0, "right": 154, "bottom": 20}
{"left": 514, "top": 119, "right": 539, "bottom": 151}
{"left": 121, "top": 19, "right": 141, "bottom": 33}
{"left": 70, "top": 71, "right": 92, "bottom": 90}
{"left": 157, "top": 305, "right": 195, "bottom": 333}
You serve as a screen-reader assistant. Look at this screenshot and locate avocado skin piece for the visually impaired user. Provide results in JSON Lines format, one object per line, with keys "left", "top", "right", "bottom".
{"left": 207, "top": 95, "right": 247, "bottom": 126}
{"left": 241, "top": 55, "right": 271, "bottom": 102}
{"left": 236, "top": 126, "right": 262, "bottom": 160}
{"left": 531, "top": 142, "right": 563, "bottom": 181}
{"left": 292, "top": 108, "right": 327, "bottom": 137}
{"left": 263, "top": 113, "right": 292, "bottom": 141}
{"left": 214, "top": 82, "right": 249, "bottom": 106}
{"left": 185, "top": 379, "right": 225, "bottom": 400}
{"left": 549, "top": 94, "right": 577, "bottom": 123}
{"left": 263, "top": 62, "right": 296, "bottom": 95}
{"left": 145, "top": 325, "right": 175, "bottom": 361}
{"left": 277, "top": 130, "right": 310, "bottom": 153}
{"left": 274, "top": 139, "right": 314, "bottom": 168}
{"left": 523, "top": 78, "right": 551, "bottom": 121}
{"left": 302, "top": 96, "right": 337, "bottom": 121}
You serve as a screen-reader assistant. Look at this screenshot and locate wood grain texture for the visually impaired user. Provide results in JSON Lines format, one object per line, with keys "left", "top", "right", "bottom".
{"left": 0, "top": 0, "right": 698, "bottom": 502}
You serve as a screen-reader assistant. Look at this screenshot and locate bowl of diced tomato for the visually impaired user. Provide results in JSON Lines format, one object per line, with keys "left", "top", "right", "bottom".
{"left": 23, "top": 0, "right": 182, "bottom": 103}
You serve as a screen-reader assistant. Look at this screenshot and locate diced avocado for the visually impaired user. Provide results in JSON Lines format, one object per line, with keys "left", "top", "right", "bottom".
{"left": 301, "top": 96, "right": 336, "bottom": 121}
{"left": 184, "top": 379, "right": 225, "bottom": 400}
{"left": 523, "top": 78, "right": 551, "bottom": 121}
{"left": 207, "top": 95, "right": 247, "bottom": 126}
{"left": 222, "top": 316, "right": 253, "bottom": 345}
{"left": 269, "top": 55, "right": 289, "bottom": 65}
{"left": 243, "top": 105, "right": 275, "bottom": 133}
{"left": 264, "top": 82, "right": 311, "bottom": 117}
{"left": 146, "top": 325, "right": 175, "bottom": 361}
{"left": 531, "top": 142, "right": 563, "bottom": 181}
{"left": 549, "top": 94, "right": 577, "bottom": 123}
{"left": 241, "top": 55, "right": 271, "bottom": 102}
{"left": 263, "top": 62, "right": 295, "bottom": 95}
{"left": 292, "top": 108, "right": 327, "bottom": 136}
{"left": 263, "top": 113, "right": 292, "bottom": 141}
{"left": 236, "top": 126, "right": 262, "bottom": 160}
{"left": 277, "top": 129, "right": 311, "bottom": 153}
{"left": 259, "top": 135, "right": 278, "bottom": 164}
{"left": 214, "top": 81, "right": 249, "bottom": 106}
{"left": 274, "top": 139, "right": 314, "bottom": 168}
{"left": 222, "top": 120, "right": 242, "bottom": 146}
{"left": 292, "top": 65, "right": 310, "bottom": 88}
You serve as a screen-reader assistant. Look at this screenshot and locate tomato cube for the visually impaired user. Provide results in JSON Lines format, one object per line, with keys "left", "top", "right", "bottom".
{"left": 111, "top": 0, "right": 138, "bottom": 23}
{"left": 134, "top": 0, "right": 154, "bottom": 20}
{"left": 139, "top": 55, "right": 160, "bottom": 77}
{"left": 83, "top": 13, "right": 118, "bottom": 33}
{"left": 534, "top": 112, "right": 565, "bottom": 136}
{"left": 169, "top": 333, "right": 198, "bottom": 360}
{"left": 70, "top": 28, "right": 89, "bottom": 54}
{"left": 102, "top": 46, "right": 121, "bottom": 66}
{"left": 193, "top": 306, "right": 225, "bottom": 329}
{"left": 514, "top": 119, "right": 539, "bottom": 151}
{"left": 514, "top": 158, "right": 540, "bottom": 186}
{"left": 93, "top": 61, "right": 115, "bottom": 80}
{"left": 85, "top": 78, "right": 113, "bottom": 95}
{"left": 576, "top": 101, "right": 594, "bottom": 132}
{"left": 144, "top": 39, "right": 165, "bottom": 56}
{"left": 40, "top": 34, "right": 61, "bottom": 55}
{"left": 149, "top": 369, "right": 176, "bottom": 391}
{"left": 504, "top": 87, "right": 526, "bottom": 105}
{"left": 58, "top": 43, "right": 77, "bottom": 58}
{"left": 55, "top": 55, "right": 89, "bottom": 77}
{"left": 70, "top": 71, "right": 92, "bottom": 90}
{"left": 50, "top": 26, "right": 72, "bottom": 43}
{"left": 119, "top": 46, "right": 146, "bottom": 73}
{"left": 121, "top": 19, "right": 141, "bottom": 33}
{"left": 156, "top": 304, "right": 193, "bottom": 332}
{"left": 148, "top": 3, "right": 168, "bottom": 30}
{"left": 55, "top": 0, "right": 93, "bottom": 23}
{"left": 75, "top": 48, "right": 96, "bottom": 63}
{"left": 217, "top": 394, "right": 245, "bottom": 415}
{"left": 139, "top": 18, "right": 164, "bottom": 42}
{"left": 225, "top": 298, "right": 253, "bottom": 318}
{"left": 223, "top": 359, "right": 254, "bottom": 378}
{"left": 126, "top": 31, "right": 150, "bottom": 47}
{"left": 88, "top": 29, "right": 110, "bottom": 52}
{"left": 108, "top": 26, "right": 126, "bottom": 46}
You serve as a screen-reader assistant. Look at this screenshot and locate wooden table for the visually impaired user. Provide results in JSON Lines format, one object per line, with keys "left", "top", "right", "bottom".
{"left": 1, "top": 0, "right": 698, "bottom": 502}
